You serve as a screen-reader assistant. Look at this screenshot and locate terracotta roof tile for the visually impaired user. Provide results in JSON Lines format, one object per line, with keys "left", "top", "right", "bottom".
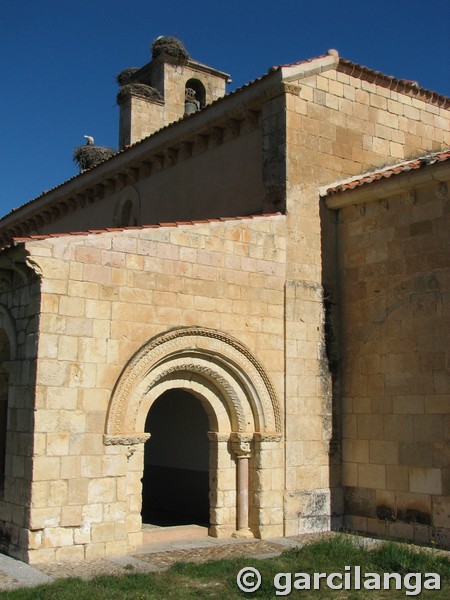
{"left": 10, "top": 213, "right": 283, "bottom": 246}
{"left": 323, "top": 150, "right": 450, "bottom": 196}
{"left": 2, "top": 52, "right": 448, "bottom": 227}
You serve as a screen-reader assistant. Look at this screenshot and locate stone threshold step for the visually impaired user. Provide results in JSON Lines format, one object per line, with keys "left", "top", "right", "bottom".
{"left": 142, "top": 524, "right": 209, "bottom": 544}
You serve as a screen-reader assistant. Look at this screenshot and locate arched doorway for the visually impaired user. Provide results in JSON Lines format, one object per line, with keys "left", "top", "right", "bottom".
{"left": 105, "top": 327, "right": 283, "bottom": 544}
{"left": 0, "top": 328, "right": 10, "bottom": 496}
{"left": 141, "top": 389, "right": 210, "bottom": 526}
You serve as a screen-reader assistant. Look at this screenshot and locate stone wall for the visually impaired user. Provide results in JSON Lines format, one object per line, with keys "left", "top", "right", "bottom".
{"left": 20, "top": 215, "right": 286, "bottom": 562}
{"left": 40, "top": 125, "right": 265, "bottom": 235}
{"left": 0, "top": 260, "right": 40, "bottom": 560}
{"left": 338, "top": 181, "right": 450, "bottom": 547}
{"left": 119, "top": 58, "right": 227, "bottom": 147}
{"left": 283, "top": 64, "right": 449, "bottom": 536}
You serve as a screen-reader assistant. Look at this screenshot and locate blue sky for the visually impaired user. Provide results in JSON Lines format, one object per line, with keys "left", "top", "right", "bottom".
{"left": 1, "top": 0, "right": 449, "bottom": 217}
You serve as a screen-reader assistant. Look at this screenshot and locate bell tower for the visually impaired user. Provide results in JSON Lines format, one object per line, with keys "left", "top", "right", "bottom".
{"left": 117, "top": 36, "right": 230, "bottom": 149}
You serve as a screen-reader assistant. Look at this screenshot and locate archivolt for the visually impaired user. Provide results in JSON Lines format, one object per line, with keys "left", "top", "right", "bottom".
{"left": 105, "top": 327, "right": 281, "bottom": 438}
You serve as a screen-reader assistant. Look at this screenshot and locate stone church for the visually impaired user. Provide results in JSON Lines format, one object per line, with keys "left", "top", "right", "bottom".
{"left": 0, "top": 37, "right": 449, "bottom": 563}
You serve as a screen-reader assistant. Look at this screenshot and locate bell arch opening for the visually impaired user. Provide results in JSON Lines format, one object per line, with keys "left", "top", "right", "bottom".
{"left": 141, "top": 389, "right": 210, "bottom": 527}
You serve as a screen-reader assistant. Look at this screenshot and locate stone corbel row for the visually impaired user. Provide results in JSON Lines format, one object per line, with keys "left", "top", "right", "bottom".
{"left": 0, "top": 109, "right": 261, "bottom": 248}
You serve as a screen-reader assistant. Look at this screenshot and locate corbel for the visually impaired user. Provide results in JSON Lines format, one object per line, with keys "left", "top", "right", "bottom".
{"left": 166, "top": 148, "right": 179, "bottom": 166}
{"left": 243, "top": 110, "right": 259, "bottom": 128}
{"left": 226, "top": 118, "right": 241, "bottom": 137}
{"left": 151, "top": 154, "right": 165, "bottom": 171}
{"left": 179, "top": 141, "right": 194, "bottom": 160}
{"left": 138, "top": 161, "right": 153, "bottom": 178}
{"left": 194, "top": 134, "right": 209, "bottom": 153}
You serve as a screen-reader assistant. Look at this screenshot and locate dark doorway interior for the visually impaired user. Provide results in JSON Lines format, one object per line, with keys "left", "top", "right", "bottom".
{"left": 141, "top": 389, "right": 210, "bottom": 526}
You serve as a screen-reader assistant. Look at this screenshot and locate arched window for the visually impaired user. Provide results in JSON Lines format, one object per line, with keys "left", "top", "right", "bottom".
{"left": 120, "top": 199, "right": 137, "bottom": 227}
{"left": 185, "top": 78, "right": 206, "bottom": 109}
{"left": 0, "top": 329, "right": 10, "bottom": 496}
{"left": 113, "top": 186, "right": 141, "bottom": 228}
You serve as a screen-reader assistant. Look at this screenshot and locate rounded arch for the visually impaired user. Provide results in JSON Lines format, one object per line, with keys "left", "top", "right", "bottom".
{"left": 185, "top": 78, "right": 206, "bottom": 107}
{"left": 0, "top": 305, "right": 17, "bottom": 361}
{"left": 113, "top": 185, "right": 141, "bottom": 227}
{"left": 105, "top": 327, "right": 281, "bottom": 438}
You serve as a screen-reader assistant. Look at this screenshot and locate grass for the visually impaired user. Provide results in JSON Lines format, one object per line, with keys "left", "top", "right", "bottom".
{"left": 1, "top": 536, "right": 449, "bottom": 599}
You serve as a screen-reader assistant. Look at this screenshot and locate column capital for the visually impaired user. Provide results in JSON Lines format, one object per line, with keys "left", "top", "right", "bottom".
{"left": 230, "top": 433, "right": 253, "bottom": 458}
{"left": 103, "top": 433, "right": 150, "bottom": 446}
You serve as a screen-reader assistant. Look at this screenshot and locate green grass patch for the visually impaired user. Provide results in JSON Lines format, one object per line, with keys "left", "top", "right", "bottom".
{"left": 1, "top": 536, "right": 449, "bottom": 599}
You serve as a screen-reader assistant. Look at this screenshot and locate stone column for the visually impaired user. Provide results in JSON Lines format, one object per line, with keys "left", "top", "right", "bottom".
{"left": 231, "top": 433, "right": 254, "bottom": 538}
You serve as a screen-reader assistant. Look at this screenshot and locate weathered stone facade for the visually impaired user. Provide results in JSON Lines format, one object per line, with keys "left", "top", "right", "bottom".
{"left": 0, "top": 40, "right": 449, "bottom": 562}
{"left": 328, "top": 169, "right": 450, "bottom": 548}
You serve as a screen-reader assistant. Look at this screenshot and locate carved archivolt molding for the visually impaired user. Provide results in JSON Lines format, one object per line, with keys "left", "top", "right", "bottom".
{"left": 105, "top": 327, "right": 282, "bottom": 438}
{"left": 146, "top": 362, "right": 247, "bottom": 431}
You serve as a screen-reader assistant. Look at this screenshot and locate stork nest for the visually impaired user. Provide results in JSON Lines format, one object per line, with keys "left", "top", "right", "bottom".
{"left": 116, "top": 83, "right": 163, "bottom": 104}
{"left": 73, "top": 145, "right": 116, "bottom": 171}
{"left": 116, "top": 67, "right": 140, "bottom": 86}
{"left": 151, "top": 36, "right": 189, "bottom": 61}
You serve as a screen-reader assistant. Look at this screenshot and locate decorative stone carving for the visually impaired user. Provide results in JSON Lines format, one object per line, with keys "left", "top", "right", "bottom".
{"left": 147, "top": 362, "right": 246, "bottom": 430}
{"left": 283, "top": 83, "right": 302, "bottom": 96}
{"left": 103, "top": 433, "right": 150, "bottom": 446}
{"left": 230, "top": 433, "right": 253, "bottom": 458}
{"left": 106, "top": 326, "right": 282, "bottom": 438}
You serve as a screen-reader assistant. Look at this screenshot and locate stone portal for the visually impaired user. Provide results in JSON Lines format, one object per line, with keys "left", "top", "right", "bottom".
{"left": 141, "top": 389, "right": 210, "bottom": 526}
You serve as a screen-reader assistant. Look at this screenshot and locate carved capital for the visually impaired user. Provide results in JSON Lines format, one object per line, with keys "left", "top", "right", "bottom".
{"left": 231, "top": 433, "right": 253, "bottom": 458}
{"left": 283, "top": 83, "right": 302, "bottom": 96}
{"left": 103, "top": 433, "right": 150, "bottom": 446}
{"left": 253, "top": 432, "right": 283, "bottom": 443}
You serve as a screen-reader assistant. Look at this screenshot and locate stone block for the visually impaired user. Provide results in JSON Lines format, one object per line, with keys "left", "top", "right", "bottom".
{"left": 42, "top": 526, "right": 74, "bottom": 548}
{"left": 85, "top": 543, "right": 106, "bottom": 560}
{"left": 46, "top": 433, "right": 70, "bottom": 456}
{"left": 82, "top": 503, "right": 103, "bottom": 523}
{"left": 88, "top": 477, "right": 116, "bottom": 504}
{"left": 369, "top": 440, "right": 398, "bottom": 465}
{"left": 357, "top": 464, "right": 386, "bottom": 489}
{"left": 29, "top": 507, "right": 61, "bottom": 529}
{"left": 61, "top": 505, "right": 82, "bottom": 527}
{"left": 33, "top": 456, "right": 61, "bottom": 480}
{"left": 81, "top": 456, "right": 102, "bottom": 478}
{"left": 105, "top": 540, "right": 128, "bottom": 556}
{"left": 68, "top": 478, "right": 89, "bottom": 505}
{"left": 91, "top": 522, "right": 115, "bottom": 543}
{"left": 386, "top": 465, "right": 409, "bottom": 492}
{"left": 55, "top": 545, "right": 85, "bottom": 561}
{"left": 410, "top": 468, "right": 441, "bottom": 495}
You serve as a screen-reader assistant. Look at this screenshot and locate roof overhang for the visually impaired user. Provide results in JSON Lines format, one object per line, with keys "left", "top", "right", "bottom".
{"left": 322, "top": 155, "right": 450, "bottom": 209}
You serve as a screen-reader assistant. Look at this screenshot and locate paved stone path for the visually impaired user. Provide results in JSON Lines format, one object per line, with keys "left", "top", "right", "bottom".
{"left": 0, "top": 532, "right": 446, "bottom": 591}
{"left": 0, "top": 533, "right": 324, "bottom": 590}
